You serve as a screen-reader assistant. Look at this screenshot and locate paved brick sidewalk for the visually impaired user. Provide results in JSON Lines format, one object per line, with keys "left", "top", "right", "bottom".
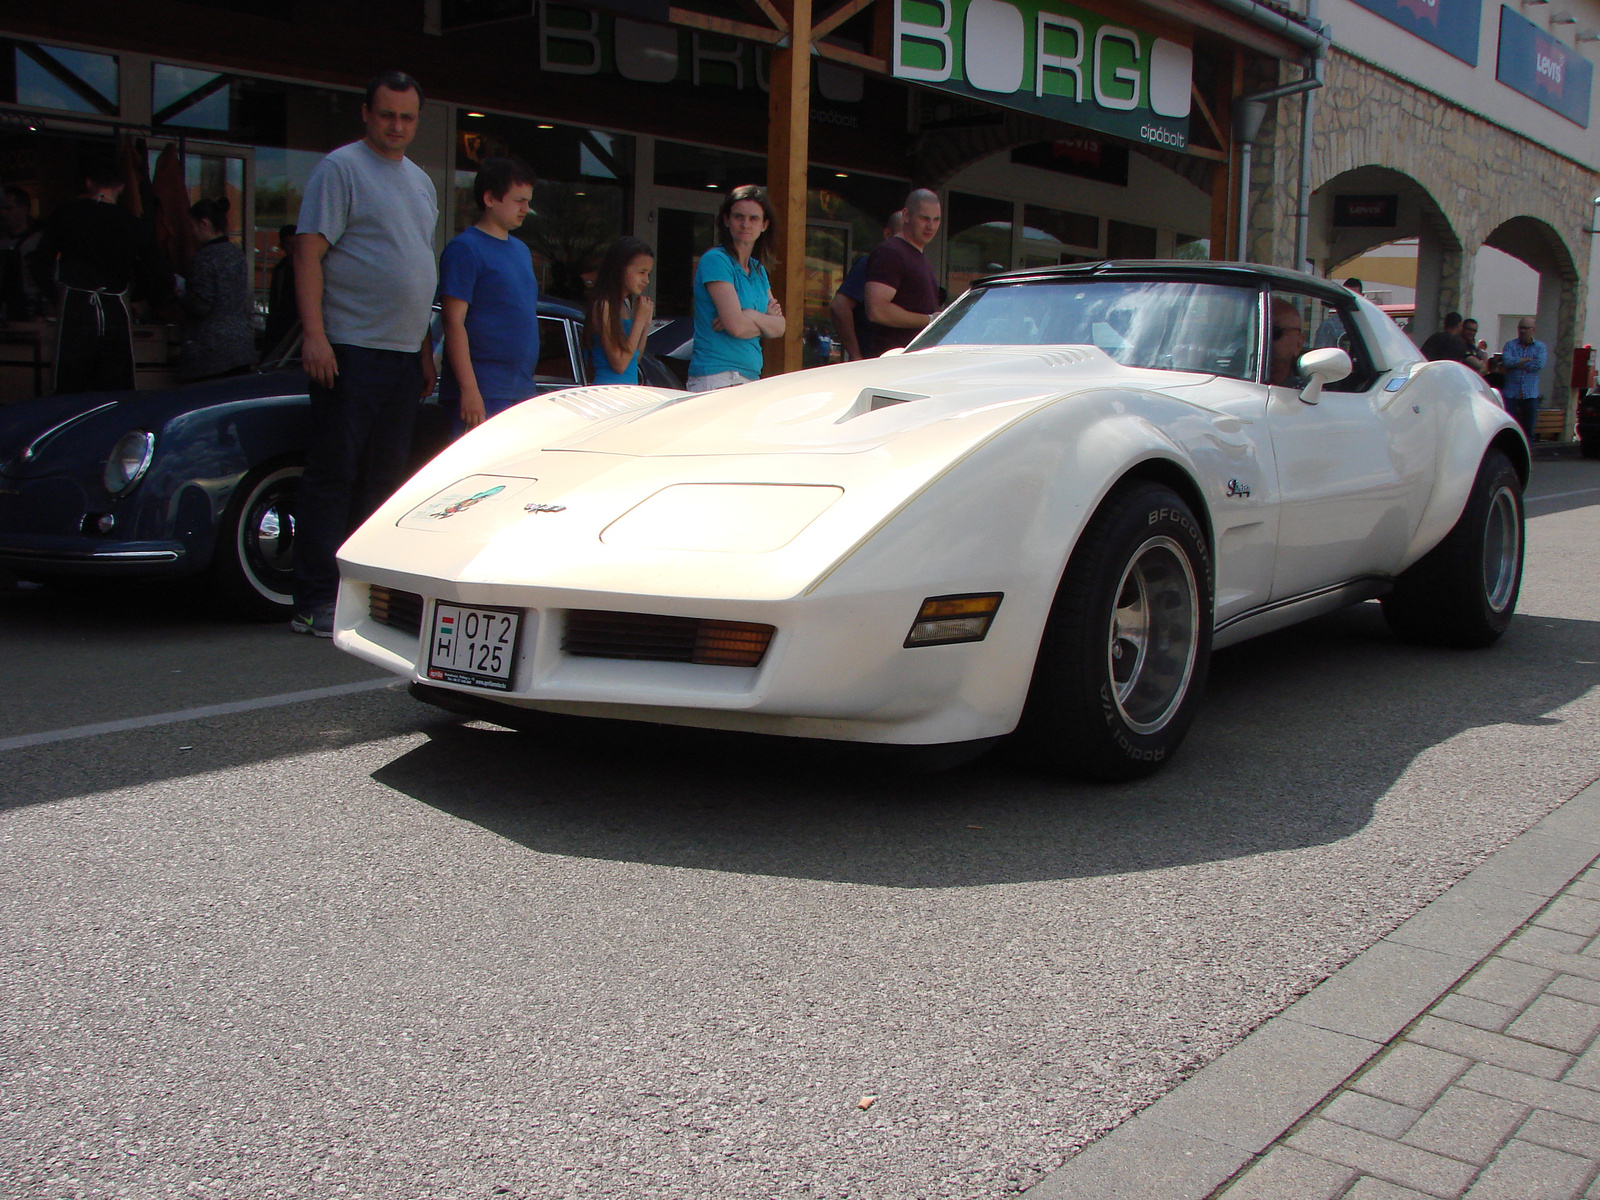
{"left": 1214, "top": 863, "right": 1600, "bottom": 1199}
{"left": 1026, "top": 779, "right": 1600, "bottom": 1200}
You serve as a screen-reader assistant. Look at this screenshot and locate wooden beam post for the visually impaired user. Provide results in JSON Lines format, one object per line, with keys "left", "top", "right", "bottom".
{"left": 763, "top": 0, "right": 812, "bottom": 376}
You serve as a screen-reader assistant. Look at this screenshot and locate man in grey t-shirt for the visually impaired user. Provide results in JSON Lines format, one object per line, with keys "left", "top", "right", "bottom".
{"left": 290, "top": 70, "right": 439, "bottom": 637}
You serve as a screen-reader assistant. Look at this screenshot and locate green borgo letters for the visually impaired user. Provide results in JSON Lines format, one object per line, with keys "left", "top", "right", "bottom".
{"left": 893, "top": 0, "right": 1192, "bottom": 149}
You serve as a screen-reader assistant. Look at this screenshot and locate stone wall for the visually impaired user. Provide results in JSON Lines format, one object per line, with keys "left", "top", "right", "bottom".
{"left": 1251, "top": 50, "right": 1598, "bottom": 423}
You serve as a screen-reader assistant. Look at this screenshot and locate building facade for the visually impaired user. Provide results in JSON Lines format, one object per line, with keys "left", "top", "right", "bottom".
{"left": 1249, "top": 0, "right": 1600, "bottom": 429}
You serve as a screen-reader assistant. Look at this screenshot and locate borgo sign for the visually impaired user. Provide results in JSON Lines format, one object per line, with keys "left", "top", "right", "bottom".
{"left": 893, "top": 0, "right": 1192, "bottom": 148}
{"left": 335, "top": 262, "right": 1529, "bottom": 782}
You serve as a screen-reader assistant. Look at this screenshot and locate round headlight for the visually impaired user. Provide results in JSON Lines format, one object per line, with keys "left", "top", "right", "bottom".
{"left": 103, "top": 431, "right": 155, "bottom": 494}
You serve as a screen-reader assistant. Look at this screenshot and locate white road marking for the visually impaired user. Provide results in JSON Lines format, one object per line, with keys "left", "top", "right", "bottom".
{"left": 0, "top": 677, "right": 402, "bottom": 753}
{"left": 1526, "top": 486, "right": 1600, "bottom": 505}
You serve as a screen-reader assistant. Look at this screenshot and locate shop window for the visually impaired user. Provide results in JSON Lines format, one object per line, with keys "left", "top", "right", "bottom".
{"left": 1020, "top": 205, "right": 1098, "bottom": 267}
{"left": 456, "top": 113, "right": 636, "bottom": 303}
{"left": 5, "top": 41, "right": 118, "bottom": 116}
{"left": 947, "top": 192, "right": 1013, "bottom": 297}
{"left": 1107, "top": 220, "right": 1158, "bottom": 259}
{"left": 653, "top": 140, "right": 766, "bottom": 192}
{"left": 153, "top": 65, "right": 231, "bottom": 131}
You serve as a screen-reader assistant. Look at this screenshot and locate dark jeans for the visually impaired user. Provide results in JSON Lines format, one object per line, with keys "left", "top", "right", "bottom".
{"left": 293, "top": 344, "right": 421, "bottom": 611}
{"left": 1506, "top": 395, "right": 1540, "bottom": 440}
{"left": 55, "top": 288, "right": 134, "bottom": 394}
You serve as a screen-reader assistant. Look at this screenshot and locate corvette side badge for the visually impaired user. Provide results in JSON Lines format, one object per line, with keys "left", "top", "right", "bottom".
{"left": 1226, "top": 479, "right": 1252, "bottom": 498}
{"left": 525, "top": 503, "right": 567, "bottom": 514}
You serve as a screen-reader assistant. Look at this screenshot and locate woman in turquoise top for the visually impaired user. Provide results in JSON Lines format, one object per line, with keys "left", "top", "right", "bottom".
{"left": 687, "top": 185, "right": 786, "bottom": 392}
{"left": 586, "top": 237, "right": 655, "bottom": 384}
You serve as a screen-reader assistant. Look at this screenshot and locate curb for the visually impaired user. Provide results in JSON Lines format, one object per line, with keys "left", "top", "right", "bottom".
{"left": 1023, "top": 776, "right": 1600, "bottom": 1200}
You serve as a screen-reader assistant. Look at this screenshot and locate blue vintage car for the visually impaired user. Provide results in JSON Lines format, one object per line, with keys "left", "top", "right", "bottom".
{"left": 0, "top": 300, "right": 677, "bottom": 617}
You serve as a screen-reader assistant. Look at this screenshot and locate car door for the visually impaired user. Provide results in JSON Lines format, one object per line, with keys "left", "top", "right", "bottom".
{"left": 1265, "top": 289, "right": 1435, "bottom": 601}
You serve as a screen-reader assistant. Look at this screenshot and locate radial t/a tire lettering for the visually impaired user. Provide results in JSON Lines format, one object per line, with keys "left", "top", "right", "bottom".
{"left": 1014, "top": 481, "right": 1214, "bottom": 781}
{"left": 1382, "top": 449, "right": 1523, "bottom": 649}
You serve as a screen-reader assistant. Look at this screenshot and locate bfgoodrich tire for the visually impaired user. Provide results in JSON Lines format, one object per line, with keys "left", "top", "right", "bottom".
{"left": 208, "top": 461, "right": 302, "bottom": 620}
{"left": 1581, "top": 433, "right": 1600, "bottom": 460}
{"left": 1382, "top": 449, "right": 1523, "bottom": 649}
{"left": 1013, "top": 481, "right": 1214, "bottom": 781}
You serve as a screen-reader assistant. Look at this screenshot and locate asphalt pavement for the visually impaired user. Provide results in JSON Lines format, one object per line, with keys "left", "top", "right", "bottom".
{"left": 2, "top": 457, "right": 1598, "bottom": 1200}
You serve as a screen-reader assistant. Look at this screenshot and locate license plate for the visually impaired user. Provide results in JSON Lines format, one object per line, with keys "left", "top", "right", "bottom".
{"left": 426, "top": 603, "right": 522, "bottom": 690}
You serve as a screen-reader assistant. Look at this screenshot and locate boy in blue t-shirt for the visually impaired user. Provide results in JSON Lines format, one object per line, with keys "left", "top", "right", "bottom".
{"left": 438, "top": 157, "right": 540, "bottom": 432}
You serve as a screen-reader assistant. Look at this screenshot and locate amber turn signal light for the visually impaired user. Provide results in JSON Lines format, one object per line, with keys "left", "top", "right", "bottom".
{"left": 693, "top": 620, "right": 776, "bottom": 667}
{"left": 904, "top": 593, "right": 1003, "bottom": 647}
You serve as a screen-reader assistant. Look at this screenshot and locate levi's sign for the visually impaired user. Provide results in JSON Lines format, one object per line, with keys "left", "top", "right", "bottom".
{"left": 893, "top": 0, "right": 1192, "bottom": 149}
{"left": 1496, "top": 4, "right": 1592, "bottom": 127}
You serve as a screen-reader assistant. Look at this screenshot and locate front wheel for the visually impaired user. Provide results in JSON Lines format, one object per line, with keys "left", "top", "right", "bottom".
{"left": 1013, "top": 481, "right": 1214, "bottom": 781}
{"left": 1382, "top": 449, "right": 1523, "bottom": 648}
{"left": 208, "top": 461, "right": 302, "bottom": 620}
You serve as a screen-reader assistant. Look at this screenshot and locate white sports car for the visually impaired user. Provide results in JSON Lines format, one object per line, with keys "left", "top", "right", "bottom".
{"left": 335, "top": 262, "right": 1528, "bottom": 780}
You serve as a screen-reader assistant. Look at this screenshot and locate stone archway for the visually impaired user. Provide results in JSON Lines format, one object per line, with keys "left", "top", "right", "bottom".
{"left": 1481, "top": 215, "right": 1582, "bottom": 428}
{"left": 1308, "top": 165, "right": 1461, "bottom": 339}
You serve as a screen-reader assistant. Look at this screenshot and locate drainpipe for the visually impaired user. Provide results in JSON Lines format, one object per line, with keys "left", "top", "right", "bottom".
{"left": 1294, "top": 1, "right": 1327, "bottom": 274}
{"left": 1233, "top": 99, "right": 1267, "bottom": 261}
{"left": 1234, "top": 45, "right": 1326, "bottom": 264}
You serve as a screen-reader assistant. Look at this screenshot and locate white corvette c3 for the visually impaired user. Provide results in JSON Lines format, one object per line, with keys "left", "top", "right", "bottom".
{"left": 334, "top": 262, "right": 1528, "bottom": 780}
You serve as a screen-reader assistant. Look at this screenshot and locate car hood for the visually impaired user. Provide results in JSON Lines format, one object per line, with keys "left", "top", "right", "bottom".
{"left": 341, "top": 345, "right": 1226, "bottom": 602}
{"left": 539, "top": 345, "right": 1216, "bottom": 458}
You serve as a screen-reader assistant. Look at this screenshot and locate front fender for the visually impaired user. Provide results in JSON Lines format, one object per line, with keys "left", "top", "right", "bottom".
{"left": 1402, "top": 365, "right": 1526, "bottom": 566}
{"left": 811, "top": 388, "right": 1243, "bottom": 731}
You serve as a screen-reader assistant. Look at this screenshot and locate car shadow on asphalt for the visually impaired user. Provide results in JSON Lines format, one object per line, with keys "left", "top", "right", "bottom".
{"left": 371, "top": 603, "right": 1600, "bottom": 887}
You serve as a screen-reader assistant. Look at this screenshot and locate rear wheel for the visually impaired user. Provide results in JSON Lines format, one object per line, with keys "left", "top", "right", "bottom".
{"left": 1382, "top": 449, "right": 1523, "bottom": 648}
{"left": 208, "top": 461, "right": 302, "bottom": 620}
{"left": 1013, "top": 481, "right": 1213, "bottom": 781}
{"left": 1581, "top": 433, "right": 1600, "bottom": 460}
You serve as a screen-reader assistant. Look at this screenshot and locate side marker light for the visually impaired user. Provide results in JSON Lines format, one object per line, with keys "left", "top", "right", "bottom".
{"left": 904, "top": 593, "right": 1003, "bottom": 647}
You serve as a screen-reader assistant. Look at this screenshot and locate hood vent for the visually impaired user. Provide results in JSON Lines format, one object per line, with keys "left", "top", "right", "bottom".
{"left": 836, "top": 388, "right": 927, "bottom": 423}
{"left": 552, "top": 386, "right": 676, "bottom": 421}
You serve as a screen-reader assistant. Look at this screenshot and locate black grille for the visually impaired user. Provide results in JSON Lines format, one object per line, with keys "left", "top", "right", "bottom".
{"left": 563, "top": 609, "right": 774, "bottom": 668}
{"left": 369, "top": 584, "right": 424, "bottom": 638}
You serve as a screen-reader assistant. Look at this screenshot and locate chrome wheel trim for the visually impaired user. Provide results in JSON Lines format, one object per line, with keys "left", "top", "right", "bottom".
{"left": 236, "top": 467, "right": 300, "bottom": 604}
{"left": 1482, "top": 484, "right": 1521, "bottom": 613}
{"left": 1107, "top": 534, "right": 1201, "bottom": 735}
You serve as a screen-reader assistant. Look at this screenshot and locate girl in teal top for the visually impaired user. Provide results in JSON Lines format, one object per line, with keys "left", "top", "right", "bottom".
{"left": 586, "top": 237, "right": 655, "bottom": 385}
{"left": 687, "top": 185, "right": 786, "bottom": 391}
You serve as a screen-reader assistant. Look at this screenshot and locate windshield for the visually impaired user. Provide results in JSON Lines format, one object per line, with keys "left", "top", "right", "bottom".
{"left": 913, "top": 279, "right": 1262, "bottom": 381}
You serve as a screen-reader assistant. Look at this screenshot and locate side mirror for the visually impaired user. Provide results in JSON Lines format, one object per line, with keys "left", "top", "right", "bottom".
{"left": 1297, "top": 347, "right": 1352, "bottom": 405}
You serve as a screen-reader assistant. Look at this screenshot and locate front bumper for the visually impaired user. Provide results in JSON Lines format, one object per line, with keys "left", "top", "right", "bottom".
{"left": 332, "top": 575, "right": 1029, "bottom": 746}
{"left": 0, "top": 533, "right": 190, "bottom": 576}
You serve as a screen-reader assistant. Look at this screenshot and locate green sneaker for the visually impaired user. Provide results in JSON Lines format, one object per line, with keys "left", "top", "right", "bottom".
{"left": 289, "top": 603, "right": 334, "bottom": 638}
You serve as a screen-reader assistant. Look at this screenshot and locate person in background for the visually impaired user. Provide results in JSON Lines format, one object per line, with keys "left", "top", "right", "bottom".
{"left": 1421, "top": 312, "right": 1486, "bottom": 375}
{"left": 177, "top": 197, "right": 255, "bottom": 383}
{"left": 262, "top": 223, "right": 298, "bottom": 353}
{"left": 686, "top": 184, "right": 784, "bottom": 392}
{"left": 290, "top": 69, "right": 438, "bottom": 638}
{"left": 438, "top": 156, "right": 541, "bottom": 436}
{"left": 0, "top": 185, "right": 44, "bottom": 320}
{"left": 586, "top": 236, "right": 654, "bottom": 385}
{"left": 1312, "top": 277, "right": 1362, "bottom": 349}
{"left": 35, "top": 155, "right": 170, "bottom": 394}
{"left": 829, "top": 211, "right": 902, "bottom": 361}
{"left": 863, "top": 188, "right": 942, "bottom": 356}
{"left": 1500, "top": 317, "right": 1547, "bottom": 440}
